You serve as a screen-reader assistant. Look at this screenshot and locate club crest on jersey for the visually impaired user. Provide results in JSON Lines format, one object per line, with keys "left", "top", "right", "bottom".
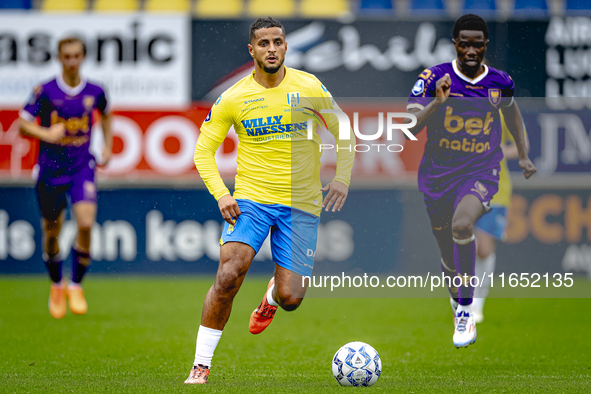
{"left": 83, "top": 96, "right": 95, "bottom": 111}
{"left": 287, "top": 92, "right": 300, "bottom": 107}
{"left": 488, "top": 89, "right": 502, "bottom": 107}
{"left": 412, "top": 80, "right": 424, "bottom": 96}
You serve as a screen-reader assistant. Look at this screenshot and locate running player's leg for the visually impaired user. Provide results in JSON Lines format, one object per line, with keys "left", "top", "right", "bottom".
{"left": 68, "top": 171, "right": 98, "bottom": 314}
{"left": 423, "top": 195, "right": 458, "bottom": 313}
{"left": 187, "top": 199, "right": 271, "bottom": 384}
{"left": 249, "top": 206, "right": 318, "bottom": 334}
{"left": 473, "top": 206, "right": 506, "bottom": 322}
{"left": 37, "top": 180, "right": 68, "bottom": 319}
{"left": 451, "top": 194, "right": 483, "bottom": 307}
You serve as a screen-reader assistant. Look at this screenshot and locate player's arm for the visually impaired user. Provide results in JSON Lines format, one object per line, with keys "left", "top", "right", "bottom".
{"left": 19, "top": 86, "right": 65, "bottom": 143}
{"left": 406, "top": 73, "right": 451, "bottom": 135}
{"left": 194, "top": 99, "right": 240, "bottom": 225}
{"left": 500, "top": 101, "right": 536, "bottom": 179}
{"left": 97, "top": 90, "right": 113, "bottom": 166}
{"left": 19, "top": 116, "right": 65, "bottom": 144}
{"left": 319, "top": 88, "right": 354, "bottom": 212}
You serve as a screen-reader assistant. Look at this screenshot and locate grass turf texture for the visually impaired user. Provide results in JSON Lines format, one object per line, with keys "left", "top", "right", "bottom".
{"left": 1, "top": 276, "right": 591, "bottom": 393}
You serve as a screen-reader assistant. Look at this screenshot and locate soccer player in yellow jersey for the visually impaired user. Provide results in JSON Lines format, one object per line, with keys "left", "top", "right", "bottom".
{"left": 471, "top": 113, "right": 529, "bottom": 323}
{"left": 185, "top": 17, "right": 355, "bottom": 384}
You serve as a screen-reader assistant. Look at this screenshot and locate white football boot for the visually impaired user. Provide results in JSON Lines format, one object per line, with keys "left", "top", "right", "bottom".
{"left": 471, "top": 298, "right": 485, "bottom": 324}
{"left": 453, "top": 304, "right": 477, "bottom": 348}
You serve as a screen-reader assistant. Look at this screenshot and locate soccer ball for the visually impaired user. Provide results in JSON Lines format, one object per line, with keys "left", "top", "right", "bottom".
{"left": 332, "top": 341, "right": 382, "bottom": 387}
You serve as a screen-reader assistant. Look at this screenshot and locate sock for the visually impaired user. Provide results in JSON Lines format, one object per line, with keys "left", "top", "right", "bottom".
{"left": 193, "top": 325, "right": 223, "bottom": 368}
{"left": 440, "top": 258, "right": 458, "bottom": 302}
{"left": 43, "top": 253, "right": 62, "bottom": 283}
{"left": 266, "top": 283, "right": 279, "bottom": 307}
{"left": 453, "top": 235, "right": 476, "bottom": 306}
{"left": 71, "top": 248, "right": 91, "bottom": 284}
{"left": 474, "top": 253, "right": 496, "bottom": 309}
{"left": 457, "top": 304, "right": 472, "bottom": 314}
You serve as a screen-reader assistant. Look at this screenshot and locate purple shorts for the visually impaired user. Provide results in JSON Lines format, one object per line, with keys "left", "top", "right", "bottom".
{"left": 36, "top": 164, "right": 97, "bottom": 221}
{"left": 423, "top": 170, "right": 499, "bottom": 229}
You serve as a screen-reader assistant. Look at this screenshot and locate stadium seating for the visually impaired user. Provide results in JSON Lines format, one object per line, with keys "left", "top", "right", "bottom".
{"left": 0, "top": 0, "right": 31, "bottom": 8}
{"left": 463, "top": 0, "right": 496, "bottom": 13}
{"left": 514, "top": 0, "right": 547, "bottom": 15}
{"left": 93, "top": 0, "right": 140, "bottom": 12}
{"left": 566, "top": 0, "right": 591, "bottom": 12}
{"left": 195, "top": 0, "right": 243, "bottom": 16}
{"left": 247, "top": 0, "right": 295, "bottom": 17}
{"left": 359, "top": 0, "right": 394, "bottom": 11}
{"left": 300, "top": 0, "right": 349, "bottom": 17}
{"left": 41, "top": 0, "right": 86, "bottom": 11}
{"left": 145, "top": 0, "right": 191, "bottom": 12}
{"left": 410, "top": 0, "right": 446, "bottom": 14}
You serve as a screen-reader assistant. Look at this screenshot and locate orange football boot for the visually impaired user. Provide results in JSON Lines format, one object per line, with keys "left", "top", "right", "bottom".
{"left": 249, "top": 277, "right": 277, "bottom": 334}
{"left": 49, "top": 280, "right": 67, "bottom": 319}
{"left": 184, "top": 365, "right": 210, "bottom": 384}
{"left": 67, "top": 283, "right": 88, "bottom": 315}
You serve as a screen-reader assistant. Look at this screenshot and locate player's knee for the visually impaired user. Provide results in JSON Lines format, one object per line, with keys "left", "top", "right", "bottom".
{"left": 214, "top": 260, "right": 246, "bottom": 295}
{"left": 278, "top": 296, "right": 303, "bottom": 312}
{"left": 451, "top": 219, "right": 474, "bottom": 240}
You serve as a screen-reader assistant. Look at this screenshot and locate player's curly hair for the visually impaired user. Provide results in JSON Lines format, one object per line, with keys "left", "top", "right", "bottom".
{"left": 249, "top": 17, "right": 285, "bottom": 43}
{"left": 453, "top": 14, "right": 489, "bottom": 40}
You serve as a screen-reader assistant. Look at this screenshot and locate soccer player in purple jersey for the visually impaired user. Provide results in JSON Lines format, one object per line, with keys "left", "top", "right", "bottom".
{"left": 19, "top": 37, "right": 113, "bottom": 319}
{"left": 406, "top": 15, "right": 536, "bottom": 347}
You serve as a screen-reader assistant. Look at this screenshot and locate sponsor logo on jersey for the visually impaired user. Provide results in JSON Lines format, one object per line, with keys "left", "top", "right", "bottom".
{"left": 471, "top": 181, "right": 489, "bottom": 199}
{"left": 241, "top": 115, "right": 308, "bottom": 137}
{"left": 412, "top": 79, "right": 424, "bottom": 96}
{"left": 244, "top": 98, "right": 264, "bottom": 105}
{"left": 204, "top": 109, "right": 212, "bottom": 122}
{"left": 214, "top": 95, "right": 222, "bottom": 105}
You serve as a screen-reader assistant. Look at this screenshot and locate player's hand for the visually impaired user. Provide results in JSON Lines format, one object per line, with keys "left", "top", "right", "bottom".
{"left": 321, "top": 180, "right": 349, "bottom": 212}
{"left": 435, "top": 74, "right": 452, "bottom": 104}
{"left": 519, "top": 157, "right": 537, "bottom": 179}
{"left": 44, "top": 124, "right": 66, "bottom": 144}
{"left": 218, "top": 195, "right": 241, "bottom": 225}
{"left": 99, "top": 147, "right": 112, "bottom": 167}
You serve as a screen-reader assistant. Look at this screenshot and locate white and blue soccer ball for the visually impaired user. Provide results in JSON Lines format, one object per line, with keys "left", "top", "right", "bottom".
{"left": 332, "top": 341, "right": 382, "bottom": 387}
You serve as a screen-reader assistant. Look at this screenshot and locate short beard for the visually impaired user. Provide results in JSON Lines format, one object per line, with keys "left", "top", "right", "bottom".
{"left": 257, "top": 58, "right": 283, "bottom": 74}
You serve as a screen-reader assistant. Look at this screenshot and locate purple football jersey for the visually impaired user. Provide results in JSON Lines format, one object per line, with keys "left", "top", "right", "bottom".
{"left": 21, "top": 75, "right": 109, "bottom": 180}
{"left": 407, "top": 59, "right": 514, "bottom": 200}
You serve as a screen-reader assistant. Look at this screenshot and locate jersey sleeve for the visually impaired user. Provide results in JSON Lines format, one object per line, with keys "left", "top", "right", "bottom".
{"left": 20, "top": 85, "right": 46, "bottom": 121}
{"left": 194, "top": 93, "right": 234, "bottom": 201}
{"left": 315, "top": 81, "right": 354, "bottom": 187}
{"left": 500, "top": 72, "right": 515, "bottom": 108}
{"left": 96, "top": 87, "right": 110, "bottom": 114}
{"left": 406, "top": 68, "right": 437, "bottom": 111}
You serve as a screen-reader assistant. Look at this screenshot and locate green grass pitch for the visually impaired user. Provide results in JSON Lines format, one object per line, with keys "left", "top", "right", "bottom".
{"left": 1, "top": 276, "right": 591, "bottom": 393}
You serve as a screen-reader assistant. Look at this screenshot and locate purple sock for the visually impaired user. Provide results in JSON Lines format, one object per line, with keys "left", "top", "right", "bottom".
{"left": 43, "top": 253, "right": 62, "bottom": 283}
{"left": 453, "top": 236, "right": 476, "bottom": 306}
{"left": 71, "top": 248, "right": 90, "bottom": 284}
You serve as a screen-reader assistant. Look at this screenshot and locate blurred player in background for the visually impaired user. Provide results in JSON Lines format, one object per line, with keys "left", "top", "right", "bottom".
{"left": 185, "top": 17, "right": 354, "bottom": 384}
{"left": 19, "top": 37, "right": 112, "bottom": 319}
{"left": 406, "top": 14, "right": 535, "bottom": 348}
{"left": 472, "top": 115, "right": 529, "bottom": 323}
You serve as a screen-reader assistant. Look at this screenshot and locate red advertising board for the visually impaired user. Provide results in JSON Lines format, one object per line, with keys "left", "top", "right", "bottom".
{"left": 0, "top": 103, "right": 424, "bottom": 183}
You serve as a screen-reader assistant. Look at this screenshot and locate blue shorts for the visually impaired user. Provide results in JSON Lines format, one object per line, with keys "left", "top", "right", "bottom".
{"left": 475, "top": 206, "right": 508, "bottom": 241}
{"left": 220, "top": 199, "right": 320, "bottom": 277}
